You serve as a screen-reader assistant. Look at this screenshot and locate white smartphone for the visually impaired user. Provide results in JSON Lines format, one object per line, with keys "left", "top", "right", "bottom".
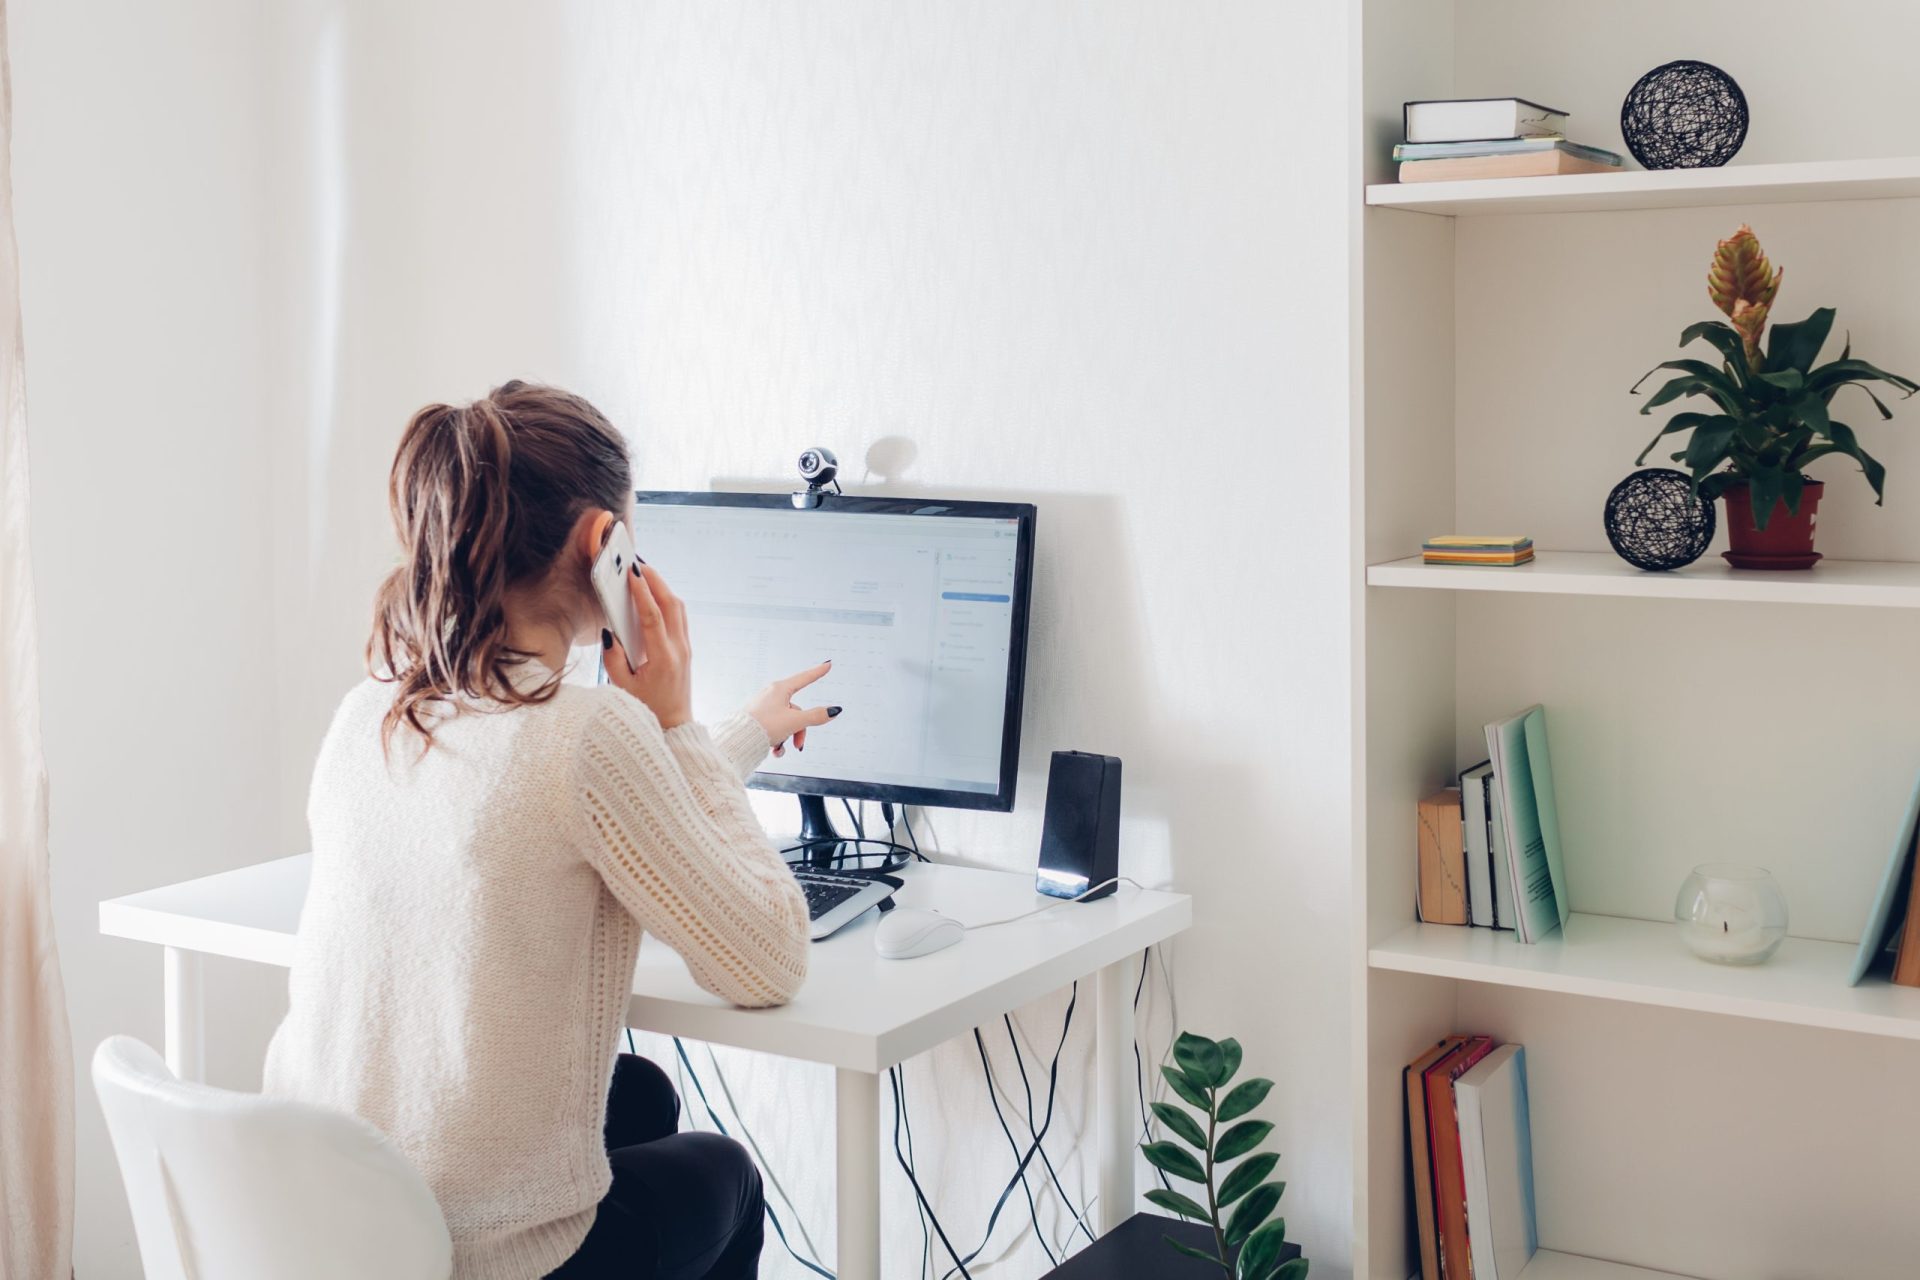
{"left": 590, "top": 520, "right": 647, "bottom": 669}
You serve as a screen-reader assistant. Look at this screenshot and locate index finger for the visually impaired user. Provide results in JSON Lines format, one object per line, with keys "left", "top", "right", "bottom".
{"left": 626, "top": 562, "right": 667, "bottom": 633}
{"left": 777, "top": 660, "right": 833, "bottom": 695}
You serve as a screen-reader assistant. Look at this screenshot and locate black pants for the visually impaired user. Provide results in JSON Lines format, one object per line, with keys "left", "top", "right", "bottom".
{"left": 546, "top": 1054, "right": 766, "bottom": 1279}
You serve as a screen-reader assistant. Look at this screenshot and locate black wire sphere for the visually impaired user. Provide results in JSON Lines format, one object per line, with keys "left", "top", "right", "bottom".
{"left": 1605, "top": 468, "right": 1717, "bottom": 571}
{"left": 1620, "top": 60, "right": 1748, "bottom": 169}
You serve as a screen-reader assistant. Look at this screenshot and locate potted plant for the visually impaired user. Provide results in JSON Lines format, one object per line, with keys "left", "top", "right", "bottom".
{"left": 1631, "top": 224, "right": 1919, "bottom": 568}
{"left": 1140, "top": 1032, "right": 1307, "bottom": 1280}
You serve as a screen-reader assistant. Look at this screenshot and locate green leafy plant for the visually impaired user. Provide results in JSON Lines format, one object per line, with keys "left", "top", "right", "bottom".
{"left": 1140, "top": 1031, "right": 1306, "bottom": 1280}
{"left": 1631, "top": 223, "right": 1919, "bottom": 528}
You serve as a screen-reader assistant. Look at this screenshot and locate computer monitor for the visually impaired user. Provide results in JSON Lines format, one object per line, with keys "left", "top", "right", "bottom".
{"left": 629, "top": 491, "right": 1036, "bottom": 850}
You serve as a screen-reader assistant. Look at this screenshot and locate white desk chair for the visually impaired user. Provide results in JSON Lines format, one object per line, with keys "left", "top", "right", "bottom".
{"left": 92, "top": 1036, "right": 452, "bottom": 1280}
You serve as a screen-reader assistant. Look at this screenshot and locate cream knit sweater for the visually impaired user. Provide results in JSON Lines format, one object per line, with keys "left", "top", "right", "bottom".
{"left": 262, "top": 669, "right": 809, "bottom": 1280}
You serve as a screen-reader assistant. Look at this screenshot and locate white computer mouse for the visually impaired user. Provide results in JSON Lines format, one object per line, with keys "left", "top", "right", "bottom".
{"left": 873, "top": 907, "right": 965, "bottom": 959}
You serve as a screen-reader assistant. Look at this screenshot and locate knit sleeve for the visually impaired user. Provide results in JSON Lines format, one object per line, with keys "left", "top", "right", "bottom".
{"left": 572, "top": 693, "right": 809, "bottom": 1008}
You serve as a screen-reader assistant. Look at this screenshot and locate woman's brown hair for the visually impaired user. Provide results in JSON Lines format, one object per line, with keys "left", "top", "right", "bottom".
{"left": 369, "top": 380, "right": 631, "bottom": 750}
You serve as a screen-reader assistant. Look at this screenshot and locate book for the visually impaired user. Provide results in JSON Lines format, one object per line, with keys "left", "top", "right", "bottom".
{"left": 1488, "top": 800, "right": 1514, "bottom": 932}
{"left": 1459, "top": 763, "right": 1496, "bottom": 928}
{"left": 1426, "top": 1036, "right": 1495, "bottom": 1279}
{"left": 1893, "top": 835, "right": 1920, "bottom": 987}
{"left": 1424, "top": 536, "right": 1535, "bottom": 568}
{"left": 1456, "top": 1045, "right": 1538, "bottom": 1280}
{"left": 1418, "top": 789, "right": 1470, "bottom": 926}
{"left": 1848, "top": 768, "right": 1920, "bottom": 985}
{"left": 1403, "top": 98, "right": 1568, "bottom": 145}
{"left": 1393, "top": 139, "right": 1621, "bottom": 165}
{"left": 1400, "top": 148, "right": 1621, "bottom": 184}
{"left": 1484, "top": 706, "right": 1570, "bottom": 945}
{"left": 1405, "top": 1036, "right": 1467, "bottom": 1280}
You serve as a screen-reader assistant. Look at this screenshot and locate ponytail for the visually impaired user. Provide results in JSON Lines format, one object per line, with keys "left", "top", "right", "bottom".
{"left": 369, "top": 381, "right": 632, "bottom": 751}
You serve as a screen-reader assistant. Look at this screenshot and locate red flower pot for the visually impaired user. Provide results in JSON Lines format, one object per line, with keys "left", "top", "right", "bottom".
{"left": 1722, "top": 479, "right": 1823, "bottom": 570}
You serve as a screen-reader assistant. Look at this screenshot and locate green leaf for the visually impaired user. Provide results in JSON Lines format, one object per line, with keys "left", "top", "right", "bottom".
{"left": 1219, "top": 1156, "right": 1281, "bottom": 1207}
{"left": 1166, "top": 1236, "right": 1228, "bottom": 1268}
{"left": 1766, "top": 306, "right": 1835, "bottom": 376}
{"left": 1680, "top": 420, "right": 1738, "bottom": 476}
{"left": 1637, "top": 373, "right": 1737, "bottom": 416}
{"left": 1151, "top": 1101, "right": 1210, "bottom": 1151}
{"left": 1218, "top": 1038, "right": 1244, "bottom": 1086}
{"left": 1162, "top": 1064, "right": 1211, "bottom": 1110}
{"left": 1809, "top": 357, "right": 1920, "bottom": 397}
{"left": 1235, "top": 1219, "right": 1291, "bottom": 1280}
{"left": 1799, "top": 422, "right": 1887, "bottom": 503}
{"left": 1142, "top": 1140, "right": 1207, "bottom": 1184}
{"left": 1745, "top": 467, "right": 1786, "bottom": 532}
{"left": 1225, "top": 1183, "right": 1283, "bottom": 1246}
{"left": 1218, "top": 1077, "right": 1274, "bottom": 1123}
{"left": 1679, "top": 320, "right": 1751, "bottom": 382}
{"left": 1756, "top": 368, "right": 1806, "bottom": 393}
{"left": 1215, "top": 1119, "right": 1275, "bottom": 1162}
{"left": 1835, "top": 381, "right": 1895, "bottom": 419}
{"left": 1174, "top": 1032, "right": 1228, "bottom": 1090}
{"left": 1793, "top": 391, "right": 1832, "bottom": 438}
{"left": 1273, "top": 1259, "right": 1309, "bottom": 1280}
{"left": 1635, "top": 412, "right": 1737, "bottom": 466}
{"left": 1145, "top": 1187, "right": 1211, "bottom": 1222}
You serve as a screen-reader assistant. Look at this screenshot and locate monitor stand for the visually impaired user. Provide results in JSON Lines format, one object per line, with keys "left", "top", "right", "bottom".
{"left": 794, "top": 794, "right": 852, "bottom": 869}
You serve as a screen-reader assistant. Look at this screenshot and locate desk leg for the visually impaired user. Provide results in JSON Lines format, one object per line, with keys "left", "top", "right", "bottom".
{"left": 1095, "top": 956, "right": 1137, "bottom": 1235}
{"left": 836, "top": 1067, "right": 881, "bottom": 1280}
{"left": 163, "top": 947, "right": 205, "bottom": 1082}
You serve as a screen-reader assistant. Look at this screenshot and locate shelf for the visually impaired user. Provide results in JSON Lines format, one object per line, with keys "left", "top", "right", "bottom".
{"left": 1366, "top": 551, "right": 1920, "bottom": 608}
{"left": 1370, "top": 913, "right": 1920, "bottom": 1041}
{"left": 1364, "top": 155, "right": 1920, "bottom": 217}
{"left": 1513, "top": 1253, "right": 1699, "bottom": 1280}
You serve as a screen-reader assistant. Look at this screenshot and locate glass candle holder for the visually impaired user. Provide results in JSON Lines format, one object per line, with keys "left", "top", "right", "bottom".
{"left": 1674, "top": 863, "right": 1788, "bottom": 965}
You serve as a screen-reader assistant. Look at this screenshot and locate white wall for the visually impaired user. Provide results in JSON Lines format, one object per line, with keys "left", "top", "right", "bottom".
{"left": 20, "top": 3, "right": 1356, "bottom": 1275}
{"left": 12, "top": 1, "right": 289, "bottom": 1272}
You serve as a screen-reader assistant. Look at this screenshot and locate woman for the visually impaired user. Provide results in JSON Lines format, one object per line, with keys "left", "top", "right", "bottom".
{"left": 264, "top": 381, "right": 833, "bottom": 1279}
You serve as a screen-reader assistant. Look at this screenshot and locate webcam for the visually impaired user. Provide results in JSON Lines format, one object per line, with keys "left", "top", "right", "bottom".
{"left": 792, "top": 446, "right": 841, "bottom": 508}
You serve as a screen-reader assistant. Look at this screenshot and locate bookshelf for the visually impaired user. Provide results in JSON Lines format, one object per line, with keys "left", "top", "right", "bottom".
{"left": 1364, "top": 155, "right": 1920, "bottom": 218}
{"left": 1366, "top": 551, "right": 1920, "bottom": 608}
{"left": 1354, "top": 4, "right": 1920, "bottom": 1278}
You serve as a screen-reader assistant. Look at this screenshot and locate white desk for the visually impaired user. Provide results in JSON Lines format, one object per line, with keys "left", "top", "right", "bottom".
{"left": 100, "top": 856, "right": 1190, "bottom": 1280}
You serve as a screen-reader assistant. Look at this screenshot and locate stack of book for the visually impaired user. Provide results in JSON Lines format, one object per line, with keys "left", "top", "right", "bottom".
{"left": 1406, "top": 1037, "right": 1538, "bottom": 1280}
{"left": 1415, "top": 705, "right": 1571, "bottom": 944}
{"left": 1849, "top": 770, "right": 1920, "bottom": 986}
{"left": 1396, "top": 97, "right": 1623, "bottom": 183}
{"left": 1422, "top": 535, "right": 1534, "bottom": 567}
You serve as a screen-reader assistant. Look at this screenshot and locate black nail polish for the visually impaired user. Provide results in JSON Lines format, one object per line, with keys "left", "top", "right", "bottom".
{"left": 828, "top": 706, "right": 843, "bottom": 717}
{"left": 631, "top": 563, "right": 642, "bottom": 578}
{"left": 601, "top": 629, "right": 612, "bottom": 649}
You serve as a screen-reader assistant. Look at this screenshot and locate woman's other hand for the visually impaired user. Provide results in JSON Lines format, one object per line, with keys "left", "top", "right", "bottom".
{"left": 604, "top": 564, "right": 693, "bottom": 730}
{"left": 747, "top": 661, "right": 842, "bottom": 758}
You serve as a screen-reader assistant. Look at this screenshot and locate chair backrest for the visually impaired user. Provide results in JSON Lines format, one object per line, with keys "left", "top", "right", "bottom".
{"left": 92, "top": 1036, "right": 452, "bottom": 1280}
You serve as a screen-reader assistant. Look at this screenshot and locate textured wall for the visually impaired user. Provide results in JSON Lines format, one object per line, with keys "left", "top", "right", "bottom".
{"left": 24, "top": 3, "right": 1356, "bottom": 1275}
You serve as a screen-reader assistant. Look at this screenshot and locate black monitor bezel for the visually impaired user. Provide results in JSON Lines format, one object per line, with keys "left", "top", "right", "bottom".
{"left": 632, "top": 489, "right": 1036, "bottom": 813}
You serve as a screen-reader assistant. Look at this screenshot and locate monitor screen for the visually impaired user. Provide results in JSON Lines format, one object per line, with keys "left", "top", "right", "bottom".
{"left": 629, "top": 492, "right": 1036, "bottom": 811}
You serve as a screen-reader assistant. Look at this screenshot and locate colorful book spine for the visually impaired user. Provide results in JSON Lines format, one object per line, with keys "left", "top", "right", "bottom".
{"left": 1424, "top": 536, "right": 1535, "bottom": 567}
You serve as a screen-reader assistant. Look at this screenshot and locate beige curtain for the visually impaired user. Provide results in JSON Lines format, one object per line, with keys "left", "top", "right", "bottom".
{"left": 0, "top": 1, "right": 75, "bottom": 1275}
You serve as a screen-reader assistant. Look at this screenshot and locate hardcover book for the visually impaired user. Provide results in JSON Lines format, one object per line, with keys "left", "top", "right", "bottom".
{"left": 1456, "top": 1044, "right": 1538, "bottom": 1280}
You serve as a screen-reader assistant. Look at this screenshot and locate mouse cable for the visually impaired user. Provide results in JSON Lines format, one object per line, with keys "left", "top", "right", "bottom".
{"left": 937, "top": 982, "right": 1078, "bottom": 1279}
{"left": 1131, "top": 948, "right": 1173, "bottom": 1195}
{"left": 962, "top": 878, "right": 1148, "bottom": 931}
{"left": 971, "top": 1027, "right": 1058, "bottom": 1268}
{"left": 630, "top": 1030, "right": 829, "bottom": 1275}
{"left": 1000, "top": 1011, "right": 1097, "bottom": 1250}
{"left": 891, "top": 1063, "right": 974, "bottom": 1280}
{"left": 671, "top": 1037, "right": 836, "bottom": 1280}
{"left": 895, "top": 1061, "right": 934, "bottom": 1280}
{"left": 699, "top": 1041, "right": 830, "bottom": 1269}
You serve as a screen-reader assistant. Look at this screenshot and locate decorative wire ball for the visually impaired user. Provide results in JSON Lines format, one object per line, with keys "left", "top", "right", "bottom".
{"left": 1605, "top": 469, "right": 1717, "bottom": 571}
{"left": 1620, "top": 60, "right": 1748, "bottom": 169}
